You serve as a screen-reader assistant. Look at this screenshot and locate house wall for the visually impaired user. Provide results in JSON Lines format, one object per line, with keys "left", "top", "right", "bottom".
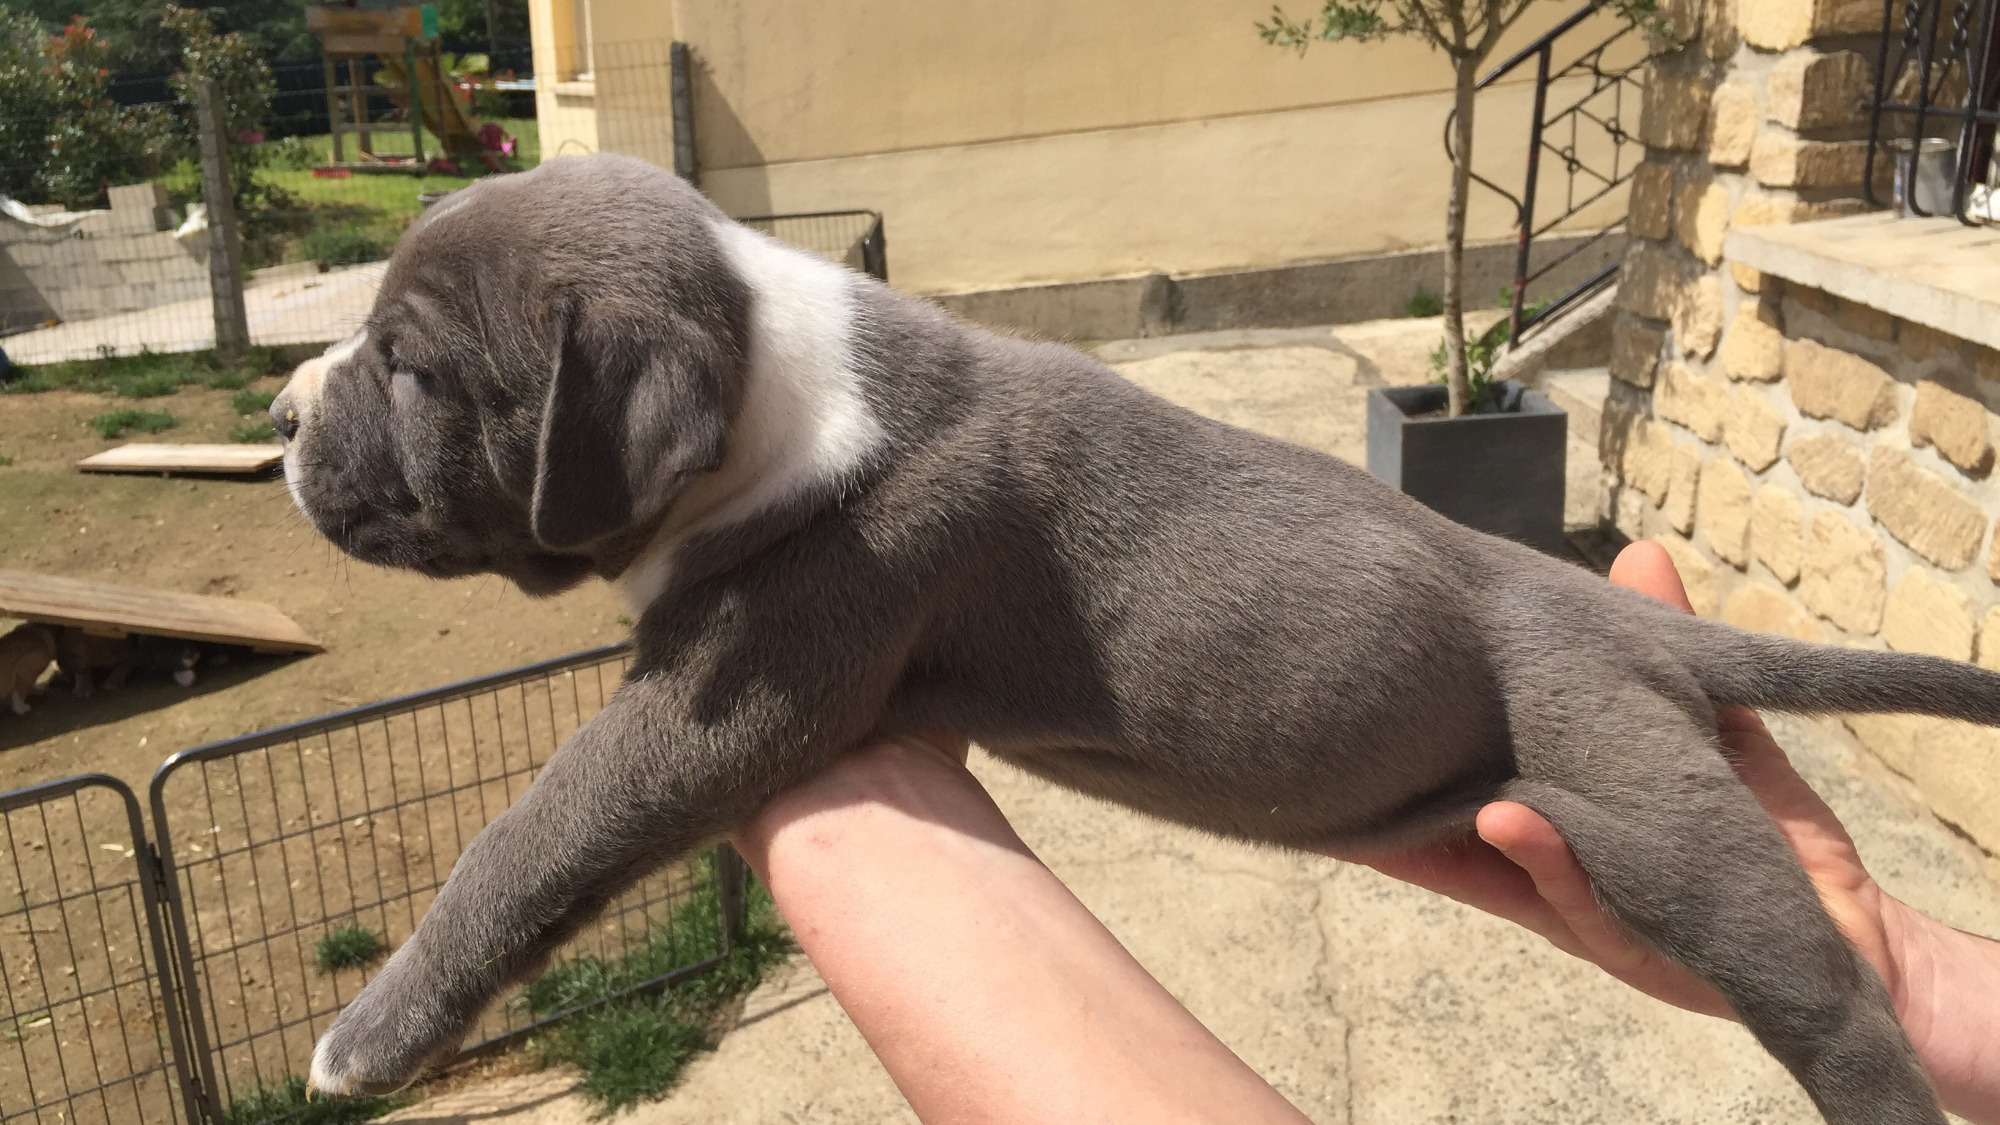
{"left": 1593, "top": 0, "right": 2000, "bottom": 851}
{"left": 525, "top": 0, "right": 1639, "bottom": 295}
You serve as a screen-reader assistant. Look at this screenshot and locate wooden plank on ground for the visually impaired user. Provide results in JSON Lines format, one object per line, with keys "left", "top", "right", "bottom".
{"left": 0, "top": 571, "right": 324, "bottom": 654}
{"left": 76, "top": 444, "right": 284, "bottom": 475}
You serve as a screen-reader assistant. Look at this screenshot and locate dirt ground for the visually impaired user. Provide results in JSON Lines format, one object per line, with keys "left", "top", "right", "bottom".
{"left": 0, "top": 380, "right": 630, "bottom": 792}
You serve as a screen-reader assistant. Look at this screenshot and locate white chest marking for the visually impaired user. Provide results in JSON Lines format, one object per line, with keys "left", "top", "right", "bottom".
{"left": 613, "top": 221, "right": 886, "bottom": 610}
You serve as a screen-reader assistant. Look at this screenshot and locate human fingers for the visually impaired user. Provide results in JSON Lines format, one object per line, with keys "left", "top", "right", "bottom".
{"left": 1606, "top": 540, "right": 1695, "bottom": 613}
{"left": 1346, "top": 837, "right": 1592, "bottom": 961}
{"left": 1477, "top": 801, "right": 1735, "bottom": 1018}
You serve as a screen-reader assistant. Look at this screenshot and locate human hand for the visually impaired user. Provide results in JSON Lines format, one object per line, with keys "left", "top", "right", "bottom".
{"left": 1342, "top": 540, "right": 2000, "bottom": 1122}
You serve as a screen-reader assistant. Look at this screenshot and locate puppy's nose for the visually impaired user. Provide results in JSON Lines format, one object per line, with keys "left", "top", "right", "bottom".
{"left": 270, "top": 391, "right": 301, "bottom": 442}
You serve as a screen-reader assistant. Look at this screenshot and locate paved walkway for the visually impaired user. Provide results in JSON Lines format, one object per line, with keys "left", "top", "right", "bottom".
{"left": 379, "top": 319, "right": 2000, "bottom": 1125}
{"left": 3, "top": 261, "right": 382, "bottom": 364}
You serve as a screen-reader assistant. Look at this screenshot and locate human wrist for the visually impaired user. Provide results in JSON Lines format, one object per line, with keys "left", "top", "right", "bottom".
{"left": 1879, "top": 892, "right": 2000, "bottom": 1124}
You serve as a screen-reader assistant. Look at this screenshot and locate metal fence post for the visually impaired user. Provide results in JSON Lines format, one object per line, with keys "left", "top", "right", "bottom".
{"left": 670, "top": 41, "right": 698, "bottom": 184}
{"left": 715, "top": 844, "right": 747, "bottom": 945}
{"left": 195, "top": 78, "right": 250, "bottom": 366}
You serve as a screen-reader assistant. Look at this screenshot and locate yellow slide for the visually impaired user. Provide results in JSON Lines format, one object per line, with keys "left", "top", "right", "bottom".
{"left": 375, "top": 51, "right": 483, "bottom": 158}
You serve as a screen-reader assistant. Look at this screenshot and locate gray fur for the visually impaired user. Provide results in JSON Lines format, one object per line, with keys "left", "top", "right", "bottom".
{"left": 280, "top": 155, "right": 1992, "bottom": 1123}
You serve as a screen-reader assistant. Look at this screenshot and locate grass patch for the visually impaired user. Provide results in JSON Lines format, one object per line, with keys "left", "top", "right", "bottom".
{"left": 7, "top": 348, "right": 288, "bottom": 398}
{"left": 1405, "top": 287, "right": 1443, "bottom": 318}
{"left": 0, "top": 452, "right": 13, "bottom": 466}
{"left": 315, "top": 925, "right": 384, "bottom": 974}
{"left": 231, "top": 421, "right": 279, "bottom": 443}
{"left": 89, "top": 410, "right": 176, "bottom": 439}
{"left": 218, "top": 1074, "right": 400, "bottom": 1125}
{"left": 231, "top": 389, "right": 277, "bottom": 415}
{"left": 299, "top": 221, "right": 396, "bottom": 267}
{"left": 525, "top": 858, "right": 789, "bottom": 1114}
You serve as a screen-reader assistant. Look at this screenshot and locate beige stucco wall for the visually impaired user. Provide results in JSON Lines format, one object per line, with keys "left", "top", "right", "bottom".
{"left": 528, "top": 0, "right": 1639, "bottom": 293}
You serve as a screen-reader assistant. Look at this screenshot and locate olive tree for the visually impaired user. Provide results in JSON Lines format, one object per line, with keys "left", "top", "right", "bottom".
{"left": 1259, "top": 0, "right": 1664, "bottom": 416}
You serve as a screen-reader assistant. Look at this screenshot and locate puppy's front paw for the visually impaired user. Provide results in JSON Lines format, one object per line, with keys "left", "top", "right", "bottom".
{"left": 307, "top": 985, "right": 460, "bottom": 1098}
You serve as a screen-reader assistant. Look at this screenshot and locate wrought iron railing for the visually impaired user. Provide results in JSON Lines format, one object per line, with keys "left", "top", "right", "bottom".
{"left": 1864, "top": 0, "right": 2000, "bottom": 223}
{"left": 1451, "top": 2, "right": 1647, "bottom": 346}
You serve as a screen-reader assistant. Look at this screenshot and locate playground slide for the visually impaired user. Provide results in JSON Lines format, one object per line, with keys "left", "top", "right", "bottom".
{"left": 375, "top": 54, "right": 482, "bottom": 158}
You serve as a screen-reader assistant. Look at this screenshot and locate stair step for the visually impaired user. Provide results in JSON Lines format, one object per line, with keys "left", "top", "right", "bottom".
{"left": 1539, "top": 366, "right": 1609, "bottom": 448}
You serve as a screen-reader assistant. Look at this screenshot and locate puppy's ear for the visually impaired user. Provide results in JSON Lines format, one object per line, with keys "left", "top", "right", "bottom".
{"left": 530, "top": 301, "right": 742, "bottom": 552}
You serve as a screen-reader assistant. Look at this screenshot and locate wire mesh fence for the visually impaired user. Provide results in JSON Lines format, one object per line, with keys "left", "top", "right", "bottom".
{"left": 2, "top": 35, "right": 886, "bottom": 378}
{"left": 0, "top": 643, "right": 745, "bottom": 1124}
{"left": 0, "top": 776, "right": 199, "bottom": 1125}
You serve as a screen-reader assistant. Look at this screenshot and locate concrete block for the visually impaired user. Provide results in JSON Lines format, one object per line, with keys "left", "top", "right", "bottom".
{"left": 1867, "top": 446, "right": 1987, "bottom": 570}
{"left": 1801, "top": 509, "right": 1886, "bottom": 633}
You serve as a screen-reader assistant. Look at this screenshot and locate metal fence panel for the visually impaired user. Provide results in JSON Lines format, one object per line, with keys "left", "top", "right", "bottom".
{"left": 0, "top": 775, "right": 201, "bottom": 1125}
{"left": 145, "top": 642, "right": 735, "bottom": 1118}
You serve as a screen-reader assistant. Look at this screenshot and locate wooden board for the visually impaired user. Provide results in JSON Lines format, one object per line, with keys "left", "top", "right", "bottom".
{"left": 0, "top": 571, "right": 324, "bottom": 655}
{"left": 77, "top": 444, "right": 284, "bottom": 476}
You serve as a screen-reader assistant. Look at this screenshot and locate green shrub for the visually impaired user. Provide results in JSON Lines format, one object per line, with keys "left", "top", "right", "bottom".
{"left": 218, "top": 1074, "right": 397, "bottom": 1125}
{"left": 314, "top": 925, "right": 383, "bottom": 974}
{"left": 526, "top": 861, "right": 789, "bottom": 1113}
{"left": 89, "top": 409, "right": 176, "bottom": 438}
{"left": 1405, "top": 288, "right": 1443, "bottom": 318}
{"left": 0, "top": 452, "right": 14, "bottom": 466}
{"left": 299, "top": 222, "right": 392, "bottom": 266}
{"left": 231, "top": 389, "right": 276, "bottom": 415}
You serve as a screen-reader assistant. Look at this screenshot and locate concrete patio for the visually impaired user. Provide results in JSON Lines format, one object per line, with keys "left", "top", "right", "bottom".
{"left": 1, "top": 260, "right": 382, "bottom": 365}
{"left": 372, "top": 319, "right": 2000, "bottom": 1125}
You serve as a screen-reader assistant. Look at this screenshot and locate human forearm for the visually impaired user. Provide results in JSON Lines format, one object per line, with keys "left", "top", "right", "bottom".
{"left": 1884, "top": 897, "right": 2000, "bottom": 1124}
{"left": 734, "top": 738, "right": 1311, "bottom": 1125}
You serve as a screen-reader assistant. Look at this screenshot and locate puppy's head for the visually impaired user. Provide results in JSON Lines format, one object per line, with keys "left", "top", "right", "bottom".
{"left": 272, "top": 156, "right": 750, "bottom": 596}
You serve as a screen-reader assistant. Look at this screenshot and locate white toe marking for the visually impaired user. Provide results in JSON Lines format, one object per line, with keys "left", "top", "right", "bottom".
{"left": 614, "top": 220, "right": 886, "bottom": 610}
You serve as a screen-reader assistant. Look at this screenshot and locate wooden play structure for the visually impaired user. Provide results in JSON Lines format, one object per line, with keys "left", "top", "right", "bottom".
{"left": 307, "top": 5, "right": 483, "bottom": 172}
{"left": 0, "top": 571, "right": 324, "bottom": 655}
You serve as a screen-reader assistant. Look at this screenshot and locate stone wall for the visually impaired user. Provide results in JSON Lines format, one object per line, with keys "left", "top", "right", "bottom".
{"left": 1598, "top": 0, "right": 2000, "bottom": 852}
{"left": 0, "top": 183, "right": 207, "bottom": 334}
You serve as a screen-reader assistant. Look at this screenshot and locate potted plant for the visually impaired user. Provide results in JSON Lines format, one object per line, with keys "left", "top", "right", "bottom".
{"left": 1365, "top": 312, "right": 1567, "bottom": 553}
{"left": 1261, "top": 0, "right": 1665, "bottom": 553}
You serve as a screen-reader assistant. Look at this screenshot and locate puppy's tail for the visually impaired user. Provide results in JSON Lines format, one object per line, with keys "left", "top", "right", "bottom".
{"left": 1663, "top": 613, "right": 2000, "bottom": 725}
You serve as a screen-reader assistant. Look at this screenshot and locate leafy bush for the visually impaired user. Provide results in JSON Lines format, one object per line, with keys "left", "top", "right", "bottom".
{"left": 162, "top": 5, "right": 291, "bottom": 216}
{"left": 0, "top": 13, "right": 178, "bottom": 208}
{"left": 299, "top": 221, "right": 393, "bottom": 266}
{"left": 314, "top": 924, "right": 383, "bottom": 974}
{"left": 1405, "top": 288, "right": 1443, "bottom": 318}
{"left": 89, "top": 409, "right": 176, "bottom": 438}
{"left": 266, "top": 134, "right": 316, "bottom": 171}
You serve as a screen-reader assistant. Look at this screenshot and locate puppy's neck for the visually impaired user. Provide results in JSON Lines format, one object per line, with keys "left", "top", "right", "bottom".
{"left": 611, "top": 220, "right": 887, "bottom": 612}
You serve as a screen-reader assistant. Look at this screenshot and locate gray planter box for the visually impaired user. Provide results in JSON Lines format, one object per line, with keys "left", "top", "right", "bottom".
{"left": 1365, "top": 381, "right": 1568, "bottom": 555}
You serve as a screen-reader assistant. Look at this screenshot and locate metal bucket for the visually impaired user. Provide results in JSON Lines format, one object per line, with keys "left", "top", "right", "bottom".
{"left": 1889, "top": 137, "right": 1958, "bottom": 216}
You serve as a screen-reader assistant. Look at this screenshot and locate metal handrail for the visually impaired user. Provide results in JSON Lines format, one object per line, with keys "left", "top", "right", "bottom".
{"left": 1447, "top": 1, "right": 1646, "bottom": 345}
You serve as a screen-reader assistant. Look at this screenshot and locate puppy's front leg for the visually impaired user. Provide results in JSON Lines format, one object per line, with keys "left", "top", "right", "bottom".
{"left": 307, "top": 685, "right": 794, "bottom": 1096}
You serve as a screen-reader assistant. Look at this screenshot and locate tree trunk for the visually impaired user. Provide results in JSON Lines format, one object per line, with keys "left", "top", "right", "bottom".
{"left": 1443, "top": 57, "right": 1479, "bottom": 417}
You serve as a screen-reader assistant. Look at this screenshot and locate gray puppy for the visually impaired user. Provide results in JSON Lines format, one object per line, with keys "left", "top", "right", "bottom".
{"left": 280, "top": 155, "right": 1996, "bottom": 1124}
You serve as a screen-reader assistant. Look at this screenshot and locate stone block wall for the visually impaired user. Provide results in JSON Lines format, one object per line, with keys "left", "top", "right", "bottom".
{"left": 1598, "top": 0, "right": 2000, "bottom": 853}
{"left": 0, "top": 182, "right": 207, "bottom": 332}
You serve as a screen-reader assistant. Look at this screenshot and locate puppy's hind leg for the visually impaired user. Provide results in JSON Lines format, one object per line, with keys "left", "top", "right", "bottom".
{"left": 1505, "top": 690, "right": 1941, "bottom": 1125}
{"left": 307, "top": 687, "right": 798, "bottom": 1097}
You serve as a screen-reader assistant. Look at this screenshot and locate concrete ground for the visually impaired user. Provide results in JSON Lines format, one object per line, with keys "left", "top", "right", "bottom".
{"left": 3, "top": 260, "right": 381, "bottom": 364}
{"left": 378, "top": 318, "right": 2000, "bottom": 1125}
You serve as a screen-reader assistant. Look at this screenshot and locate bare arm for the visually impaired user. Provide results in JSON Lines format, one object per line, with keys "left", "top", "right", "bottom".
{"left": 732, "top": 733, "right": 1312, "bottom": 1125}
